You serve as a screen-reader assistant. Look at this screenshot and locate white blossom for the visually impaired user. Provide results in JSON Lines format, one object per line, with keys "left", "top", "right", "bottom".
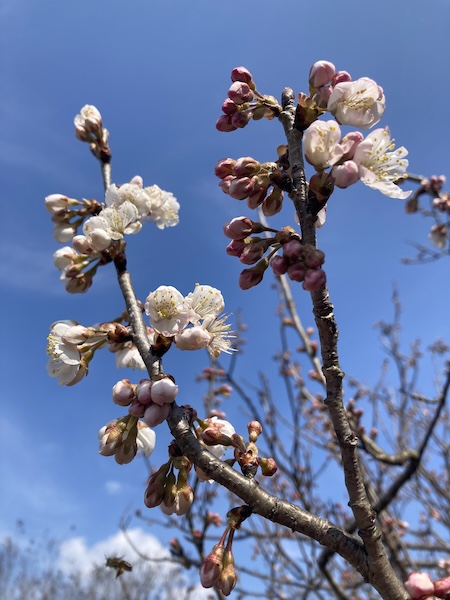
{"left": 145, "top": 285, "right": 194, "bottom": 336}
{"left": 46, "top": 320, "right": 86, "bottom": 385}
{"left": 83, "top": 201, "right": 141, "bottom": 251}
{"left": 144, "top": 185, "right": 180, "bottom": 229}
{"left": 304, "top": 120, "right": 344, "bottom": 171}
{"left": 353, "top": 127, "right": 411, "bottom": 199}
{"left": 105, "top": 178, "right": 150, "bottom": 218}
{"left": 136, "top": 422, "right": 156, "bottom": 457}
{"left": 187, "top": 284, "right": 225, "bottom": 321}
{"left": 327, "top": 77, "right": 385, "bottom": 129}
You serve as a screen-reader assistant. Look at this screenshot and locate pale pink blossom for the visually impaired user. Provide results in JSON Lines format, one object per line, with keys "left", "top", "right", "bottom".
{"left": 332, "top": 160, "right": 360, "bottom": 188}
{"left": 151, "top": 377, "right": 179, "bottom": 406}
{"left": 327, "top": 77, "right": 385, "bottom": 129}
{"left": 83, "top": 201, "right": 141, "bottom": 251}
{"left": 304, "top": 120, "right": 344, "bottom": 171}
{"left": 46, "top": 320, "right": 87, "bottom": 386}
{"left": 309, "top": 60, "right": 336, "bottom": 88}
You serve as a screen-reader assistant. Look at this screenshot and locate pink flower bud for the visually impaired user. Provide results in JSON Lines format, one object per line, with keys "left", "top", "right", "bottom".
{"left": 303, "top": 246, "right": 325, "bottom": 268}
{"left": 229, "top": 176, "right": 254, "bottom": 200}
{"left": 215, "top": 158, "right": 236, "bottom": 179}
{"left": 287, "top": 263, "right": 306, "bottom": 282}
{"left": 283, "top": 239, "right": 304, "bottom": 260}
{"left": 404, "top": 572, "right": 434, "bottom": 599}
{"left": 128, "top": 398, "right": 146, "bottom": 417}
{"left": 221, "top": 98, "right": 238, "bottom": 115}
{"left": 224, "top": 216, "right": 254, "bottom": 239}
{"left": 143, "top": 402, "right": 171, "bottom": 427}
{"left": 434, "top": 576, "right": 450, "bottom": 598}
{"left": 226, "top": 238, "right": 247, "bottom": 257}
{"left": 233, "top": 156, "right": 260, "bottom": 177}
{"left": 270, "top": 255, "right": 288, "bottom": 275}
{"left": 217, "top": 548, "right": 237, "bottom": 596}
{"left": 230, "top": 110, "right": 252, "bottom": 129}
{"left": 231, "top": 66, "right": 253, "bottom": 84}
{"left": 239, "top": 242, "right": 265, "bottom": 265}
{"left": 218, "top": 175, "right": 235, "bottom": 194}
{"left": 216, "top": 115, "right": 237, "bottom": 132}
{"left": 136, "top": 379, "right": 153, "bottom": 404}
{"left": 248, "top": 420, "right": 262, "bottom": 442}
{"left": 228, "top": 81, "right": 253, "bottom": 105}
{"left": 151, "top": 377, "right": 179, "bottom": 406}
{"left": 239, "top": 259, "right": 269, "bottom": 290}
{"left": 332, "top": 161, "right": 359, "bottom": 189}
{"left": 302, "top": 268, "right": 326, "bottom": 291}
{"left": 262, "top": 187, "right": 283, "bottom": 216}
{"left": 200, "top": 544, "right": 224, "bottom": 589}
{"left": 72, "top": 235, "right": 92, "bottom": 254}
{"left": 309, "top": 60, "right": 335, "bottom": 88}
{"left": 112, "top": 379, "right": 135, "bottom": 406}
{"left": 332, "top": 70, "right": 352, "bottom": 85}
{"left": 247, "top": 186, "right": 267, "bottom": 209}
{"left": 175, "top": 326, "right": 211, "bottom": 350}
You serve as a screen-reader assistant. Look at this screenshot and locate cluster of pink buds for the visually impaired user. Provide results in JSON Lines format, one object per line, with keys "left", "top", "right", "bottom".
{"left": 234, "top": 421, "right": 277, "bottom": 478}
{"left": 144, "top": 452, "right": 194, "bottom": 516}
{"left": 216, "top": 156, "right": 287, "bottom": 215}
{"left": 216, "top": 66, "right": 281, "bottom": 132}
{"left": 225, "top": 217, "right": 324, "bottom": 291}
{"left": 270, "top": 236, "right": 326, "bottom": 292}
{"left": 112, "top": 376, "right": 178, "bottom": 427}
{"left": 404, "top": 572, "right": 450, "bottom": 599}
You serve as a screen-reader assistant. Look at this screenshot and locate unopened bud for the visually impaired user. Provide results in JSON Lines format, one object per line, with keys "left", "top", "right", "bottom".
{"left": 151, "top": 377, "right": 178, "bottom": 406}
{"left": 259, "top": 457, "right": 278, "bottom": 476}
{"left": 231, "top": 66, "right": 253, "bottom": 85}
{"left": 216, "top": 115, "right": 237, "bottom": 132}
{"left": 233, "top": 157, "right": 260, "bottom": 178}
{"left": 309, "top": 60, "right": 335, "bottom": 89}
{"left": 239, "top": 258, "right": 269, "bottom": 290}
{"left": 247, "top": 421, "right": 262, "bottom": 442}
{"left": 215, "top": 158, "right": 236, "bottom": 179}
{"left": 112, "top": 379, "right": 135, "bottom": 406}
{"left": 228, "top": 81, "right": 253, "bottom": 105}
{"left": 302, "top": 268, "right": 326, "bottom": 291}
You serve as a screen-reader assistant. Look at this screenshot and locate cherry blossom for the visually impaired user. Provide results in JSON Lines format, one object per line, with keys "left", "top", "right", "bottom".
{"left": 145, "top": 285, "right": 194, "bottom": 336}
{"left": 46, "top": 320, "right": 87, "bottom": 385}
{"left": 83, "top": 201, "right": 141, "bottom": 251}
{"left": 352, "top": 127, "right": 411, "bottom": 199}
{"left": 304, "top": 120, "right": 344, "bottom": 171}
{"left": 144, "top": 184, "right": 180, "bottom": 229}
{"left": 187, "top": 284, "right": 225, "bottom": 321}
{"left": 327, "top": 77, "right": 385, "bottom": 129}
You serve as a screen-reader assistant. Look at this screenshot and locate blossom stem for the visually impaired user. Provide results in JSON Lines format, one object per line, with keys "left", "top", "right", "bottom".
{"left": 114, "top": 252, "right": 161, "bottom": 378}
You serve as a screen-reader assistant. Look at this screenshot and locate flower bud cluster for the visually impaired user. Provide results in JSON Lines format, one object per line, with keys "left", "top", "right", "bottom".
{"left": 74, "top": 105, "right": 111, "bottom": 163}
{"left": 404, "top": 572, "right": 450, "bottom": 599}
{"left": 216, "top": 66, "right": 281, "bottom": 133}
{"left": 215, "top": 157, "right": 287, "bottom": 215}
{"left": 144, "top": 458, "right": 194, "bottom": 516}
{"left": 270, "top": 237, "right": 326, "bottom": 292}
{"left": 200, "top": 530, "right": 237, "bottom": 596}
{"left": 98, "top": 416, "right": 156, "bottom": 465}
{"left": 112, "top": 376, "right": 178, "bottom": 427}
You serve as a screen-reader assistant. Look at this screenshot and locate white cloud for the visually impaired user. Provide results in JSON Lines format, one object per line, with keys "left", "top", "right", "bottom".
{"left": 105, "top": 480, "right": 122, "bottom": 495}
{"left": 57, "top": 527, "right": 169, "bottom": 577}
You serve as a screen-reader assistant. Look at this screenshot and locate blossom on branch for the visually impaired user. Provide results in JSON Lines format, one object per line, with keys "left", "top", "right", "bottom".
{"left": 327, "top": 77, "right": 385, "bottom": 129}
{"left": 304, "top": 120, "right": 344, "bottom": 171}
{"left": 46, "top": 320, "right": 88, "bottom": 385}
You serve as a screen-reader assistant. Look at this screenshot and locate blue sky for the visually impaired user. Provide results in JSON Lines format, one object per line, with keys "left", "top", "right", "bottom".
{"left": 2, "top": 0, "right": 450, "bottom": 591}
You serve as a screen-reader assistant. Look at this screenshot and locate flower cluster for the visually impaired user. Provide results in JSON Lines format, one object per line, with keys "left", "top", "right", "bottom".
{"left": 144, "top": 452, "right": 194, "bottom": 516}
{"left": 144, "top": 284, "right": 234, "bottom": 357}
{"left": 304, "top": 121, "right": 411, "bottom": 199}
{"left": 98, "top": 416, "right": 156, "bottom": 465}
{"left": 112, "top": 376, "right": 179, "bottom": 427}
{"left": 216, "top": 67, "right": 281, "bottom": 132}
{"left": 215, "top": 156, "right": 289, "bottom": 215}
{"left": 404, "top": 571, "right": 450, "bottom": 599}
